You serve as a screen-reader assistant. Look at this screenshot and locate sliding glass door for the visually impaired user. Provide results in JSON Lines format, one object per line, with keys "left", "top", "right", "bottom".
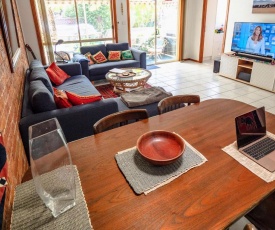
{"left": 129, "top": 0, "right": 180, "bottom": 65}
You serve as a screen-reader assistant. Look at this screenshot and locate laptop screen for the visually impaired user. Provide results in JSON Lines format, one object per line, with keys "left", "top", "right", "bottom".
{"left": 235, "top": 107, "right": 266, "bottom": 149}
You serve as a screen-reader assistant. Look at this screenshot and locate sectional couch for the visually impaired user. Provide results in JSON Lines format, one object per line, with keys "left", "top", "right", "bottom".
{"left": 73, "top": 42, "right": 146, "bottom": 81}
{"left": 19, "top": 60, "right": 159, "bottom": 163}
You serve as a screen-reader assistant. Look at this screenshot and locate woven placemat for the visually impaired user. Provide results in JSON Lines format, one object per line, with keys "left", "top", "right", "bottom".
{"left": 11, "top": 166, "right": 93, "bottom": 230}
{"left": 222, "top": 131, "right": 275, "bottom": 183}
{"left": 115, "top": 140, "right": 207, "bottom": 194}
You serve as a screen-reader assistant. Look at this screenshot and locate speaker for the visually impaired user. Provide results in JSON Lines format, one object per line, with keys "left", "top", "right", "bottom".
{"left": 238, "top": 72, "right": 251, "bottom": 82}
{"left": 213, "top": 59, "right": 220, "bottom": 73}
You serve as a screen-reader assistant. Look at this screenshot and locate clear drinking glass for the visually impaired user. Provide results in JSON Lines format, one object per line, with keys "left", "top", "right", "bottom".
{"left": 29, "top": 118, "right": 76, "bottom": 217}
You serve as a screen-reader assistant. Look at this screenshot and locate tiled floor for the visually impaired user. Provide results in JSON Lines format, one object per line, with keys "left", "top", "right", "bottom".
{"left": 147, "top": 60, "right": 275, "bottom": 115}
{"left": 147, "top": 60, "right": 269, "bottom": 229}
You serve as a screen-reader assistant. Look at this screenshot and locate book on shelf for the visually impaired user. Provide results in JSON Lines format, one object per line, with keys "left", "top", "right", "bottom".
{"left": 109, "top": 68, "right": 127, "bottom": 74}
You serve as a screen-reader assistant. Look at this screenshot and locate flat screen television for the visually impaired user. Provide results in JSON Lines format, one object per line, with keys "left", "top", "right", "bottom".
{"left": 231, "top": 22, "right": 275, "bottom": 62}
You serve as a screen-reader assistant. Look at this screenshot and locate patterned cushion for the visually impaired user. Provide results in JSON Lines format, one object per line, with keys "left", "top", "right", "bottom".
{"left": 46, "top": 62, "right": 70, "bottom": 85}
{"left": 66, "top": 91, "right": 102, "bottom": 105}
{"left": 108, "top": 51, "right": 121, "bottom": 61}
{"left": 84, "top": 52, "right": 95, "bottom": 65}
{"left": 121, "top": 50, "right": 134, "bottom": 60}
{"left": 53, "top": 88, "right": 72, "bottom": 108}
{"left": 92, "top": 51, "right": 107, "bottom": 64}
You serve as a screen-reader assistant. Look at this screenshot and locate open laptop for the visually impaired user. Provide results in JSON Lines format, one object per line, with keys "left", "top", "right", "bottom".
{"left": 235, "top": 107, "right": 275, "bottom": 172}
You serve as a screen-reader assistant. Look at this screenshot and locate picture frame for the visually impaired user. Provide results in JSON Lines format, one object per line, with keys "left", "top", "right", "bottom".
{"left": 252, "top": 0, "right": 275, "bottom": 13}
{"left": 0, "top": 0, "right": 20, "bottom": 72}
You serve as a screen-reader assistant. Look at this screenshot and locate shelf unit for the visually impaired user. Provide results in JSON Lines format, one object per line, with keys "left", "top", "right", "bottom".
{"left": 219, "top": 54, "right": 275, "bottom": 92}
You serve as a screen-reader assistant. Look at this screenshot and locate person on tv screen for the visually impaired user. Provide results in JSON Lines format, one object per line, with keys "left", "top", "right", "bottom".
{"left": 246, "top": 26, "right": 265, "bottom": 55}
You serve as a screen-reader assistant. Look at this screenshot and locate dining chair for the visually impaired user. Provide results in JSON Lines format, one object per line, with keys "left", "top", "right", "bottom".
{"left": 244, "top": 192, "right": 275, "bottom": 229}
{"left": 93, "top": 109, "right": 149, "bottom": 134}
{"left": 243, "top": 223, "right": 257, "bottom": 230}
{"left": 157, "top": 95, "right": 200, "bottom": 115}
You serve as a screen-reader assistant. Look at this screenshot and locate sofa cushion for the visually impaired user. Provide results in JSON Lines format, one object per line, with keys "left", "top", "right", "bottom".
{"left": 106, "top": 42, "right": 129, "bottom": 52}
{"left": 56, "top": 75, "right": 100, "bottom": 95}
{"left": 29, "top": 80, "right": 57, "bottom": 113}
{"left": 29, "top": 59, "right": 44, "bottom": 70}
{"left": 88, "top": 60, "right": 141, "bottom": 77}
{"left": 29, "top": 68, "right": 54, "bottom": 95}
{"left": 80, "top": 44, "right": 107, "bottom": 58}
{"left": 53, "top": 88, "right": 72, "bottom": 108}
{"left": 46, "top": 62, "right": 70, "bottom": 85}
{"left": 92, "top": 51, "right": 108, "bottom": 64}
{"left": 108, "top": 51, "right": 121, "bottom": 61}
{"left": 66, "top": 91, "right": 102, "bottom": 105}
{"left": 121, "top": 50, "right": 134, "bottom": 60}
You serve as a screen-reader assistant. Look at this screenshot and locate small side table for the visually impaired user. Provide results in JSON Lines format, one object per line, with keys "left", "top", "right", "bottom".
{"left": 105, "top": 68, "right": 151, "bottom": 93}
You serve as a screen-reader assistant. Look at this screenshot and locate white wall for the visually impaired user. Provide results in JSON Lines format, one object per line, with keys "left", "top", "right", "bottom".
{"left": 183, "top": 0, "right": 203, "bottom": 61}
{"left": 115, "top": 0, "right": 128, "bottom": 43}
{"left": 203, "top": 0, "right": 218, "bottom": 60}
{"left": 16, "top": 0, "right": 41, "bottom": 62}
{"left": 225, "top": 0, "right": 275, "bottom": 52}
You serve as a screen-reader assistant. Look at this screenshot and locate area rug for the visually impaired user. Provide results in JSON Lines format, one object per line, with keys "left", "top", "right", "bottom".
{"left": 95, "top": 84, "right": 119, "bottom": 99}
{"left": 95, "top": 83, "right": 151, "bottom": 99}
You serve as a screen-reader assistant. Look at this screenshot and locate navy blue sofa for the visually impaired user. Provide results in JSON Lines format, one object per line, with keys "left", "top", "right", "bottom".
{"left": 73, "top": 42, "right": 146, "bottom": 81}
{"left": 19, "top": 60, "right": 159, "bottom": 163}
{"left": 19, "top": 60, "right": 119, "bottom": 162}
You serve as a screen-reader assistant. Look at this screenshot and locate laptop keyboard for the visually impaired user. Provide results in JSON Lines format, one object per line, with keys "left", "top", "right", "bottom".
{"left": 243, "top": 137, "right": 275, "bottom": 160}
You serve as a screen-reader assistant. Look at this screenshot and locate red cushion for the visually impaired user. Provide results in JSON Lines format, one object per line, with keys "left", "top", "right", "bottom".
{"left": 92, "top": 51, "right": 107, "bottom": 64}
{"left": 108, "top": 51, "right": 121, "bottom": 61}
{"left": 53, "top": 88, "right": 72, "bottom": 108}
{"left": 46, "top": 62, "right": 70, "bottom": 85}
{"left": 65, "top": 91, "right": 102, "bottom": 105}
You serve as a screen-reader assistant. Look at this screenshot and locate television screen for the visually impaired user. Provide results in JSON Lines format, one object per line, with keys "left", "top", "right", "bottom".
{"left": 231, "top": 22, "right": 275, "bottom": 59}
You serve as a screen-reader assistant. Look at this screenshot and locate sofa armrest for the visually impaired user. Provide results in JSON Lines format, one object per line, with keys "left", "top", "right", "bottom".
{"left": 131, "top": 48, "right": 146, "bottom": 69}
{"left": 19, "top": 98, "right": 119, "bottom": 163}
{"left": 72, "top": 54, "right": 89, "bottom": 78}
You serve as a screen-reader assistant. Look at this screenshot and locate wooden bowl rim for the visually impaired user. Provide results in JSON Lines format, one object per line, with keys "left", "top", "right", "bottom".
{"left": 136, "top": 130, "right": 185, "bottom": 163}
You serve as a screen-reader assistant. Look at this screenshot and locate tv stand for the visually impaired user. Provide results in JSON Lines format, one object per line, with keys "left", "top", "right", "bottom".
{"left": 219, "top": 53, "right": 275, "bottom": 92}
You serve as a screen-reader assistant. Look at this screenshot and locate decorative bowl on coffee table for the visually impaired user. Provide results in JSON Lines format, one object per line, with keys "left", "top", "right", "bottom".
{"left": 137, "top": 130, "right": 185, "bottom": 166}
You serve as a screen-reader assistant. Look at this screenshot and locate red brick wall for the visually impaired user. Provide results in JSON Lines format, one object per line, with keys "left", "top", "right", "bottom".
{"left": 0, "top": 0, "right": 29, "bottom": 229}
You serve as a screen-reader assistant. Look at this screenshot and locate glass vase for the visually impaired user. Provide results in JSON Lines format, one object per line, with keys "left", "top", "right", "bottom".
{"left": 29, "top": 118, "right": 76, "bottom": 217}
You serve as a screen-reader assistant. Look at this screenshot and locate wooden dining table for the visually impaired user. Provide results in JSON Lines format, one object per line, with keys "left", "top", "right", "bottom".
{"left": 23, "top": 99, "right": 275, "bottom": 229}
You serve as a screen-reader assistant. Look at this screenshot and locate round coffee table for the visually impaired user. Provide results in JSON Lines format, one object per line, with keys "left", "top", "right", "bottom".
{"left": 105, "top": 68, "right": 151, "bottom": 93}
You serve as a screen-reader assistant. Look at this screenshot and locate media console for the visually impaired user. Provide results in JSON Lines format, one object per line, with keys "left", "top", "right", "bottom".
{"left": 219, "top": 53, "right": 275, "bottom": 92}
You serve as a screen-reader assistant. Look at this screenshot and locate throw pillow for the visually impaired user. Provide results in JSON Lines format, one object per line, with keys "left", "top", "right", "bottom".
{"left": 66, "top": 91, "right": 102, "bottom": 105}
{"left": 53, "top": 88, "right": 72, "bottom": 108}
{"left": 121, "top": 50, "right": 134, "bottom": 60}
{"left": 108, "top": 51, "right": 121, "bottom": 61}
{"left": 84, "top": 52, "right": 95, "bottom": 65}
{"left": 46, "top": 62, "right": 70, "bottom": 85}
{"left": 92, "top": 51, "right": 107, "bottom": 64}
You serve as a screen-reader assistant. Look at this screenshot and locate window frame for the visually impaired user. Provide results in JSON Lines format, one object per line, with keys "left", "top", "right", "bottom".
{"left": 30, "top": 0, "right": 117, "bottom": 64}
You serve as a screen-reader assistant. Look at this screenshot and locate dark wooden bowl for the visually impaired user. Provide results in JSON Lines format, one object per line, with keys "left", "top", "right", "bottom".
{"left": 136, "top": 130, "right": 185, "bottom": 166}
